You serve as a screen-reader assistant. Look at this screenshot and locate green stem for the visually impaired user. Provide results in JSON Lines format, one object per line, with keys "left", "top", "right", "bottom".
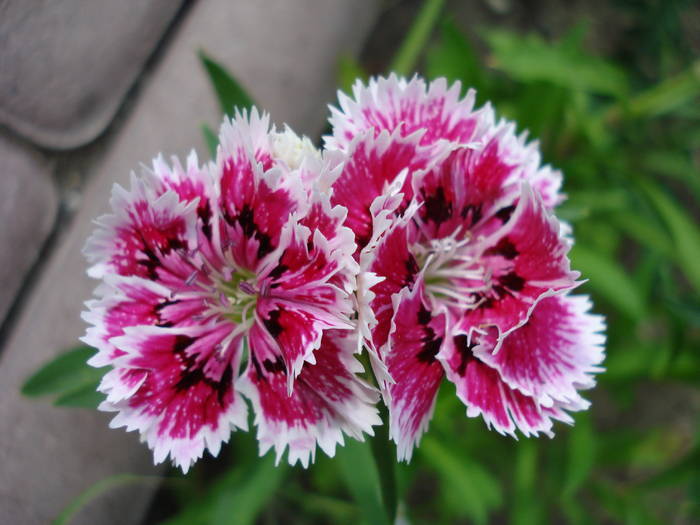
{"left": 371, "top": 403, "right": 398, "bottom": 524}
{"left": 390, "top": 0, "right": 446, "bottom": 76}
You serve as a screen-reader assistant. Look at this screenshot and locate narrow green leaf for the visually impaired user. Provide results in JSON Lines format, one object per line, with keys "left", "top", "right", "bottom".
{"left": 338, "top": 55, "right": 367, "bottom": 93}
{"left": 641, "top": 181, "right": 700, "bottom": 294}
{"left": 563, "top": 413, "right": 596, "bottom": 497}
{"left": 54, "top": 379, "right": 103, "bottom": 408}
{"left": 390, "top": 0, "right": 446, "bottom": 76}
{"left": 22, "top": 346, "right": 103, "bottom": 398}
{"left": 512, "top": 440, "right": 542, "bottom": 525}
{"left": 53, "top": 474, "right": 160, "bottom": 525}
{"left": 420, "top": 436, "right": 501, "bottom": 525}
{"left": 483, "top": 28, "right": 628, "bottom": 96}
{"left": 425, "top": 19, "right": 484, "bottom": 91}
{"left": 627, "top": 62, "right": 700, "bottom": 118}
{"left": 612, "top": 213, "right": 674, "bottom": 257}
{"left": 570, "top": 245, "right": 646, "bottom": 319}
{"left": 336, "top": 439, "right": 390, "bottom": 525}
{"left": 370, "top": 406, "right": 397, "bottom": 524}
{"left": 209, "top": 455, "right": 287, "bottom": 525}
{"left": 201, "top": 123, "right": 219, "bottom": 157}
{"left": 199, "top": 51, "right": 255, "bottom": 117}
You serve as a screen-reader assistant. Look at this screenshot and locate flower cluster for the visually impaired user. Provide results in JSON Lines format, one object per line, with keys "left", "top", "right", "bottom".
{"left": 83, "top": 75, "right": 605, "bottom": 472}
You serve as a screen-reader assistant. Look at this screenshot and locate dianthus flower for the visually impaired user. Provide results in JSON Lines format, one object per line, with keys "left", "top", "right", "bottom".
{"left": 82, "top": 110, "right": 380, "bottom": 471}
{"left": 325, "top": 75, "right": 605, "bottom": 460}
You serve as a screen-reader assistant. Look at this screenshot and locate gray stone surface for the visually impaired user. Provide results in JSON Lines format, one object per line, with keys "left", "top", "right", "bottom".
{"left": 0, "top": 132, "right": 57, "bottom": 324}
{"left": 0, "top": 1, "right": 379, "bottom": 524}
{"left": 0, "top": 0, "right": 185, "bottom": 150}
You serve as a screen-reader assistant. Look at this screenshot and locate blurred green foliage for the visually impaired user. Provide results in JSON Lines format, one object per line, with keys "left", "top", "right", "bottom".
{"left": 24, "top": 1, "right": 700, "bottom": 523}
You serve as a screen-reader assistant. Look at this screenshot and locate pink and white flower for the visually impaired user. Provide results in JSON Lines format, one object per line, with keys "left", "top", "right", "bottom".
{"left": 82, "top": 110, "right": 379, "bottom": 472}
{"left": 326, "top": 75, "right": 605, "bottom": 460}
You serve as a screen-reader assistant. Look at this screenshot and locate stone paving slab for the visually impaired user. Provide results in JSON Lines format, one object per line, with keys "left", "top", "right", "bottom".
{"left": 0, "top": 0, "right": 185, "bottom": 150}
{"left": 0, "top": 1, "right": 379, "bottom": 524}
{"left": 0, "top": 132, "right": 57, "bottom": 324}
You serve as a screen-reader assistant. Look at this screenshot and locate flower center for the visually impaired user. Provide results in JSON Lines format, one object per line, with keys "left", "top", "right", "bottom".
{"left": 414, "top": 234, "right": 488, "bottom": 311}
{"left": 208, "top": 267, "right": 259, "bottom": 329}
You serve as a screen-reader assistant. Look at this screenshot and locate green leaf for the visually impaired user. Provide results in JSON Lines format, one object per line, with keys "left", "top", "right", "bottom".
{"left": 563, "top": 413, "right": 596, "bottom": 497}
{"left": 511, "top": 440, "right": 542, "bottom": 525}
{"left": 370, "top": 405, "right": 397, "bottom": 524}
{"left": 627, "top": 62, "right": 700, "bottom": 118}
{"left": 338, "top": 55, "right": 367, "bottom": 93}
{"left": 420, "top": 436, "right": 501, "bottom": 525}
{"left": 53, "top": 474, "right": 161, "bottom": 525}
{"left": 483, "top": 28, "right": 628, "bottom": 96}
{"left": 22, "top": 346, "right": 103, "bottom": 398}
{"left": 199, "top": 51, "right": 255, "bottom": 117}
{"left": 209, "top": 455, "right": 287, "bottom": 525}
{"left": 54, "top": 379, "right": 103, "bottom": 408}
{"left": 390, "top": 0, "right": 446, "bottom": 76}
{"left": 569, "top": 245, "right": 646, "bottom": 319}
{"left": 201, "top": 123, "right": 219, "bottom": 157}
{"left": 425, "top": 19, "right": 484, "bottom": 92}
{"left": 336, "top": 439, "right": 390, "bottom": 525}
{"left": 641, "top": 180, "right": 700, "bottom": 294}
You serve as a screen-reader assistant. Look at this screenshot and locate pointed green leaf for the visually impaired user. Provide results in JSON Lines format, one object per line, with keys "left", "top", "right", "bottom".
{"left": 641, "top": 180, "right": 700, "bottom": 294}
{"left": 338, "top": 55, "right": 367, "bottom": 93}
{"left": 21, "top": 346, "right": 103, "bottom": 398}
{"left": 336, "top": 439, "right": 390, "bottom": 525}
{"left": 54, "top": 379, "right": 103, "bottom": 408}
{"left": 209, "top": 455, "right": 287, "bottom": 525}
{"left": 425, "top": 19, "right": 484, "bottom": 91}
{"left": 570, "top": 245, "right": 646, "bottom": 319}
{"left": 390, "top": 0, "right": 446, "bottom": 76}
{"left": 483, "top": 28, "right": 628, "bottom": 96}
{"left": 420, "top": 436, "right": 501, "bottom": 525}
{"left": 563, "top": 413, "right": 596, "bottom": 497}
{"left": 201, "top": 123, "right": 219, "bottom": 157}
{"left": 199, "top": 51, "right": 255, "bottom": 117}
{"left": 627, "top": 62, "right": 700, "bottom": 118}
{"left": 53, "top": 474, "right": 160, "bottom": 525}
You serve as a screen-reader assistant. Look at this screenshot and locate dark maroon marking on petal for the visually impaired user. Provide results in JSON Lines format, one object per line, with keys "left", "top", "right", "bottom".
{"left": 485, "top": 238, "right": 519, "bottom": 260}
{"left": 453, "top": 334, "right": 477, "bottom": 376}
{"left": 264, "top": 309, "right": 283, "bottom": 338}
{"left": 405, "top": 254, "right": 419, "bottom": 285}
{"left": 263, "top": 355, "right": 287, "bottom": 374}
{"left": 199, "top": 202, "right": 213, "bottom": 240}
{"left": 460, "top": 203, "right": 483, "bottom": 227}
{"left": 416, "top": 335, "right": 443, "bottom": 364}
{"left": 256, "top": 232, "right": 273, "bottom": 259}
{"left": 173, "top": 334, "right": 195, "bottom": 353}
{"left": 268, "top": 263, "right": 289, "bottom": 282}
{"left": 236, "top": 204, "right": 256, "bottom": 236}
{"left": 154, "top": 300, "right": 179, "bottom": 327}
{"left": 230, "top": 204, "right": 275, "bottom": 259}
{"left": 500, "top": 272, "right": 525, "bottom": 292}
{"left": 417, "top": 304, "right": 431, "bottom": 325}
{"left": 415, "top": 305, "right": 443, "bottom": 364}
{"left": 171, "top": 334, "right": 233, "bottom": 405}
{"left": 422, "top": 187, "right": 452, "bottom": 225}
{"left": 495, "top": 204, "right": 516, "bottom": 223}
{"left": 251, "top": 353, "right": 265, "bottom": 381}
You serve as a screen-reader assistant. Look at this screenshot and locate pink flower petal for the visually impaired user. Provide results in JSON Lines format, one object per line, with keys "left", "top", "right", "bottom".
{"left": 385, "top": 283, "right": 446, "bottom": 461}
{"left": 439, "top": 334, "right": 574, "bottom": 436}
{"left": 459, "top": 184, "right": 579, "bottom": 338}
{"left": 329, "top": 129, "right": 433, "bottom": 251}
{"left": 84, "top": 174, "right": 198, "bottom": 281}
{"left": 238, "top": 330, "right": 380, "bottom": 467}
{"left": 327, "top": 75, "right": 484, "bottom": 150}
{"left": 100, "top": 324, "right": 247, "bottom": 472}
{"left": 474, "top": 294, "right": 605, "bottom": 406}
